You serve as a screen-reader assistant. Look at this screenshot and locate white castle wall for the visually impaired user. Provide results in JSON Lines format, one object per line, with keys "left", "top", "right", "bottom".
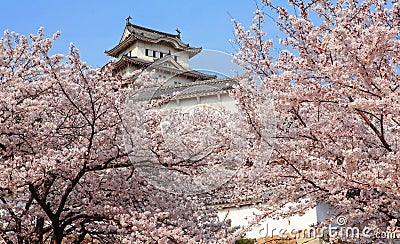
{"left": 113, "top": 25, "right": 332, "bottom": 240}
{"left": 120, "top": 41, "right": 190, "bottom": 68}
{"left": 218, "top": 203, "right": 330, "bottom": 239}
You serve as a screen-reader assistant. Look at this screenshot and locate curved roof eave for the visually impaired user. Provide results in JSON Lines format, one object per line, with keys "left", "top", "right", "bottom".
{"left": 112, "top": 56, "right": 216, "bottom": 80}
{"left": 105, "top": 34, "right": 201, "bottom": 58}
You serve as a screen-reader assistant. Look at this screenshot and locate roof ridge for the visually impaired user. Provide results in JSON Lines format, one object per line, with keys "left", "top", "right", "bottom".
{"left": 157, "top": 76, "right": 234, "bottom": 90}
{"left": 128, "top": 23, "right": 178, "bottom": 38}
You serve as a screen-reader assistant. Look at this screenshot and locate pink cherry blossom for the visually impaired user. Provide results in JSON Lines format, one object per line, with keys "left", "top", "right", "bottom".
{"left": 232, "top": 0, "right": 400, "bottom": 242}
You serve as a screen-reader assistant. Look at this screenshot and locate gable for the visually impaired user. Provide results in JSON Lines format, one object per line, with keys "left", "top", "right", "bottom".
{"left": 153, "top": 56, "right": 187, "bottom": 71}
{"left": 119, "top": 27, "right": 132, "bottom": 43}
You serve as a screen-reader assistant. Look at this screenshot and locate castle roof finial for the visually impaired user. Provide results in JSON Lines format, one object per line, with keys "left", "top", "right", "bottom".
{"left": 126, "top": 16, "right": 132, "bottom": 25}
{"left": 176, "top": 28, "right": 181, "bottom": 39}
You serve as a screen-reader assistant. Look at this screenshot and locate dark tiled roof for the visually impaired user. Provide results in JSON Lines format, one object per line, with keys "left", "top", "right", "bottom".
{"left": 126, "top": 23, "right": 179, "bottom": 40}
{"left": 133, "top": 77, "right": 236, "bottom": 101}
{"left": 105, "top": 23, "right": 201, "bottom": 58}
{"left": 114, "top": 56, "right": 216, "bottom": 81}
{"left": 152, "top": 77, "right": 235, "bottom": 99}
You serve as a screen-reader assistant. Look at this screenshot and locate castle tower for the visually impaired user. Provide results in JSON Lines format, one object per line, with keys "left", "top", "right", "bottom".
{"left": 105, "top": 17, "right": 235, "bottom": 109}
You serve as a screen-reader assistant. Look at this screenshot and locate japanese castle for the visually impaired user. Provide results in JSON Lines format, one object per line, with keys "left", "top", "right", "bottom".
{"left": 105, "top": 17, "right": 235, "bottom": 109}
{"left": 105, "top": 17, "right": 328, "bottom": 243}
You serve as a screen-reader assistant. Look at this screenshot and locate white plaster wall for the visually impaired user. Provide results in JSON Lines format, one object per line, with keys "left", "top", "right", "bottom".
{"left": 161, "top": 93, "right": 236, "bottom": 112}
{"left": 174, "top": 51, "right": 189, "bottom": 68}
{"left": 218, "top": 205, "right": 327, "bottom": 239}
{"left": 129, "top": 41, "right": 190, "bottom": 68}
{"left": 154, "top": 71, "right": 194, "bottom": 86}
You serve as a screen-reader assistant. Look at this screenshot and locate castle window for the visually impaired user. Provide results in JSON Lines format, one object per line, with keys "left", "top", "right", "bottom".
{"left": 174, "top": 56, "right": 178, "bottom": 62}
{"left": 153, "top": 51, "right": 157, "bottom": 58}
{"left": 160, "top": 52, "right": 164, "bottom": 58}
{"left": 145, "top": 49, "right": 153, "bottom": 57}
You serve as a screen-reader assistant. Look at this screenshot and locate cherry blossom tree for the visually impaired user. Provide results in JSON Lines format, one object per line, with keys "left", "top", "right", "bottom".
{"left": 4, "top": 0, "right": 399, "bottom": 241}
{"left": 0, "top": 29, "right": 232, "bottom": 243}
{"left": 232, "top": 0, "right": 400, "bottom": 241}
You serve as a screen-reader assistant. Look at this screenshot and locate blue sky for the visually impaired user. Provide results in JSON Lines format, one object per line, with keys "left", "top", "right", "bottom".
{"left": 0, "top": 0, "right": 264, "bottom": 68}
